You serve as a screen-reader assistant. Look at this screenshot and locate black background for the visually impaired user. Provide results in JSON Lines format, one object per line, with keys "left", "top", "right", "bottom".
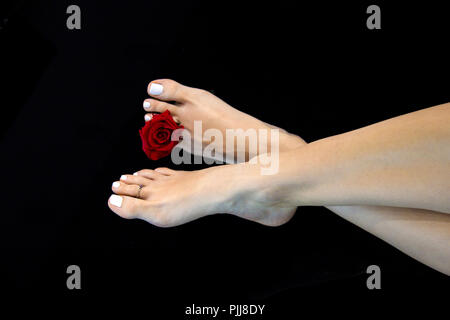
{"left": 1, "top": 0, "right": 449, "bottom": 315}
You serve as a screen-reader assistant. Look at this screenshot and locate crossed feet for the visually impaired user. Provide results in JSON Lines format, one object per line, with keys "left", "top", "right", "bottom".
{"left": 108, "top": 79, "right": 305, "bottom": 227}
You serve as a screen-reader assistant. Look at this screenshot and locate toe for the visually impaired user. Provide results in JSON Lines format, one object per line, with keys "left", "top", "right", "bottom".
{"left": 145, "top": 112, "right": 180, "bottom": 124}
{"left": 119, "top": 174, "right": 151, "bottom": 186}
{"left": 144, "top": 113, "right": 153, "bottom": 122}
{"left": 147, "top": 79, "right": 194, "bottom": 102}
{"left": 108, "top": 194, "right": 146, "bottom": 219}
{"left": 154, "top": 167, "right": 176, "bottom": 176}
{"left": 135, "top": 169, "right": 165, "bottom": 180}
{"left": 112, "top": 181, "right": 149, "bottom": 198}
{"left": 143, "top": 98, "right": 178, "bottom": 115}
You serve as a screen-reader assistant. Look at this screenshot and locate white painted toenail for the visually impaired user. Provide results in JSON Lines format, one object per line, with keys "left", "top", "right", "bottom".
{"left": 133, "top": 172, "right": 138, "bottom": 176}
{"left": 120, "top": 175, "right": 127, "bottom": 181}
{"left": 145, "top": 114, "right": 152, "bottom": 122}
{"left": 112, "top": 181, "right": 120, "bottom": 188}
{"left": 109, "top": 195, "right": 123, "bottom": 208}
{"left": 149, "top": 83, "right": 163, "bottom": 95}
{"left": 143, "top": 101, "right": 151, "bottom": 109}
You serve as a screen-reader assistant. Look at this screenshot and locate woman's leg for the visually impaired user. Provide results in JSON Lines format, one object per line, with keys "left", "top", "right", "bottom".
{"left": 142, "top": 80, "right": 449, "bottom": 211}
{"left": 142, "top": 80, "right": 449, "bottom": 212}
{"left": 328, "top": 205, "right": 450, "bottom": 275}
{"left": 109, "top": 80, "right": 450, "bottom": 274}
{"left": 254, "top": 103, "right": 450, "bottom": 213}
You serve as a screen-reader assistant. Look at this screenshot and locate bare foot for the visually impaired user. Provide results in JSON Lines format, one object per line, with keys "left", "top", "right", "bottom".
{"left": 143, "top": 79, "right": 303, "bottom": 160}
{"left": 108, "top": 164, "right": 296, "bottom": 227}
{"left": 107, "top": 80, "right": 306, "bottom": 227}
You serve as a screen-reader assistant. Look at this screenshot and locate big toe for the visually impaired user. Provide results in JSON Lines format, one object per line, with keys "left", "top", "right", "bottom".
{"left": 108, "top": 194, "right": 145, "bottom": 220}
{"left": 147, "top": 79, "right": 199, "bottom": 103}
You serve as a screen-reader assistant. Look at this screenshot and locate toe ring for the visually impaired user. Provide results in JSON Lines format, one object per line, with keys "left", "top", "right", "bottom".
{"left": 137, "top": 184, "right": 144, "bottom": 199}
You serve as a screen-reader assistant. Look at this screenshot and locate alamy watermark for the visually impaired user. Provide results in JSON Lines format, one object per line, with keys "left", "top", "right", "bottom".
{"left": 366, "top": 264, "right": 381, "bottom": 289}
{"left": 169, "top": 121, "right": 280, "bottom": 175}
{"left": 66, "top": 264, "right": 81, "bottom": 290}
{"left": 66, "top": 5, "right": 81, "bottom": 30}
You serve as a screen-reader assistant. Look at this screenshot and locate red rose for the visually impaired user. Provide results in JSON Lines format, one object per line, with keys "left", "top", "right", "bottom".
{"left": 139, "top": 110, "right": 184, "bottom": 160}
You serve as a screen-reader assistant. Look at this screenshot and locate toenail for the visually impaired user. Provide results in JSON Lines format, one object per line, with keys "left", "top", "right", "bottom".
{"left": 120, "top": 175, "right": 127, "bottom": 181}
{"left": 112, "top": 181, "right": 120, "bottom": 188}
{"left": 145, "top": 114, "right": 152, "bottom": 122}
{"left": 109, "top": 195, "right": 123, "bottom": 208}
{"left": 133, "top": 172, "right": 138, "bottom": 176}
{"left": 149, "top": 83, "right": 163, "bottom": 95}
{"left": 143, "top": 101, "right": 151, "bottom": 109}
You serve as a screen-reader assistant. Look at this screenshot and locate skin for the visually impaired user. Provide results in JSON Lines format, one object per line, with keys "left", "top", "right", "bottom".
{"left": 108, "top": 79, "right": 450, "bottom": 275}
{"left": 142, "top": 80, "right": 301, "bottom": 160}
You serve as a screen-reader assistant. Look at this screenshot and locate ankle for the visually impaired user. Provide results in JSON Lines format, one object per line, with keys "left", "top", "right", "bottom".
{"left": 224, "top": 161, "right": 289, "bottom": 210}
{"left": 243, "top": 149, "right": 308, "bottom": 207}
